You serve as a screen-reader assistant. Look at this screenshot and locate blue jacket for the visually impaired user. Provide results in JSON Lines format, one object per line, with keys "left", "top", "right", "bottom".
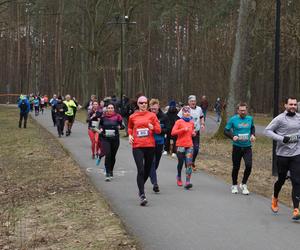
{"left": 18, "top": 98, "right": 30, "bottom": 114}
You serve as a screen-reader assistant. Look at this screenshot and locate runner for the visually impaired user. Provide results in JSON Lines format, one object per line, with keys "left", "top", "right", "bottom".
{"left": 178, "top": 95, "right": 205, "bottom": 171}
{"left": 149, "top": 99, "right": 170, "bottom": 193}
{"left": 98, "top": 103, "right": 123, "bottom": 181}
{"left": 40, "top": 95, "right": 45, "bottom": 114}
{"left": 53, "top": 96, "right": 68, "bottom": 137}
{"left": 128, "top": 96, "right": 161, "bottom": 206}
{"left": 29, "top": 94, "right": 34, "bottom": 112}
{"left": 49, "top": 94, "right": 58, "bottom": 126}
{"left": 44, "top": 95, "right": 49, "bottom": 108}
{"left": 63, "top": 94, "right": 77, "bottom": 136}
{"left": 264, "top": 97, "right": 300, "bottom": 220}
{"left": 163, "top": 100, "right": 179, "bottom": 157}
{"left": 87, "top": 101, "right": 102, "bottom": 159}
{"left": 200, "top": 95, "right": 209, "bottom": 121}
{"left": 171, "top": 106, "right": 195, "bottom": 189}
{"left": 18, "top": 95, "right": 30, "bottom": 128}
{"left": 33, "top": 96, "right": 40, "bottom": 116}
{"left": 224, "top": 102, "right": 256, "bottom": 195}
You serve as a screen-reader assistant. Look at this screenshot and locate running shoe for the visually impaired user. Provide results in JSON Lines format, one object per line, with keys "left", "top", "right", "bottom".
{"left": 162, "top": 151, "right": 168, "bottom": 156}
{"left": 240, "top": 184, "right": 250, "bottom": 195}
{"left": 105, "top": 175, "right": 111, "bottom": 182}
{"left": 171, "top": 153, "right": 177, "bottom": 158}
{"left": 153, "top": 184, "right": 160, "bottom": 193}
{"left": 140, "top": 194, "right": 148, "bottom": 206}
{"left": 177, "top": 176, "right": 183, "bottom": 186}
{"left": 271, "top": 196, "right": 279, "bottom": 213}
{"left": 184, "top": 182, "right": 193, "bottom": 189}
{"left": 231, "top": 185, "right": 238, "bottom": 194}
{"left": 96, "top": 157, "right": 101, "bottom": 166}
{"left": 292, "top": 208, "right": 300, "bottom": 220}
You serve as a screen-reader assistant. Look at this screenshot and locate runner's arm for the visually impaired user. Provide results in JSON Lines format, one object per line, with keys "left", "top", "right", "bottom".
{"left": 264, "top": 118, "right": 284, "bottom": 142}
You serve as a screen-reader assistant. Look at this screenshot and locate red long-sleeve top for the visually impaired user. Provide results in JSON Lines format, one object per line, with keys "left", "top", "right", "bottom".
{"left": 128, "top": 111, "right": 161, "bottom": 148}
{"left": 171, "top": 119, "right": 194, "bottom": 147}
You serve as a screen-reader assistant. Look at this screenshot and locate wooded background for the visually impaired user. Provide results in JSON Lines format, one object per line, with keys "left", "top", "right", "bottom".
{"left": 0, "top": 0, "right": 299, "bottom": 113}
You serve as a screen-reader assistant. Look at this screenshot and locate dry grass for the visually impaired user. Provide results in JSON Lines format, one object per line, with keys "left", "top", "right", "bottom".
{"left": 0, "top": 106, "right": 138, "bottom": 250}
{"left": 197, "top": 134, "right": 293, "bottom": 207}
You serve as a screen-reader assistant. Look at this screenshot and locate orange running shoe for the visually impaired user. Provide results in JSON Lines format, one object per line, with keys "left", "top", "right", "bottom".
{"left": 292, "top": 208, "right": 300, "bottom": 220}
{"left": 271, "top": 196, "right": 279, "bottom": 213}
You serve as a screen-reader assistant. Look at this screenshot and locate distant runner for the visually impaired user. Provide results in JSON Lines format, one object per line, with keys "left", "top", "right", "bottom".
{"left": 64, "top": 94, "right": 77, "bottom": 136}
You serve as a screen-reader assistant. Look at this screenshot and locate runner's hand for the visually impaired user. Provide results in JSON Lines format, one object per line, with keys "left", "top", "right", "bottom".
{"left": 250, "top": 135, "right": 256, "bottom": 142}
{"left": 129, "top": 135, "right": 134, "bottom": 144}
{"left": 283, "top": 136, "right": 290, "bottom": 143}
{"left": 148, "top": 123, "right": 154, "bottom": 130}
{"left": 233, "top": 136, "right": 239, "bottom": 141}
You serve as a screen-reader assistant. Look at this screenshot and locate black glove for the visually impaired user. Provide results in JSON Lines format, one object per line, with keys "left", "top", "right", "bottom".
{"left": 283, "top": 136, "right": 290, "bottom": 143}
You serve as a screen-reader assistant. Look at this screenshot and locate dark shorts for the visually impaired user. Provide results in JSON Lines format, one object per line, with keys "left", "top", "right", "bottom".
{"left": 65, "top": 115, "right": 74, "bottom": 123}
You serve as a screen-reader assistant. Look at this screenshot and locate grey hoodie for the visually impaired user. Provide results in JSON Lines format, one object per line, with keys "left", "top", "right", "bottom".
{"left": 264, "top": 111, "right": 300, "bottom": 157}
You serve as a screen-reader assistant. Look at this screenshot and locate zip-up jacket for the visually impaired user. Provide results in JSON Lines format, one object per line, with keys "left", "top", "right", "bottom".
{"left": 171, "top": 118, "right": 194, "bottom": 147}
{"left": 128, "top": 110, "right": 161, "bottom": 148}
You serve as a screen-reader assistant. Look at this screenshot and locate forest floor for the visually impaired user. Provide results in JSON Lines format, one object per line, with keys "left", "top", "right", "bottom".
{"left": 0, "top": 106, "right": 138, "bottom": 250}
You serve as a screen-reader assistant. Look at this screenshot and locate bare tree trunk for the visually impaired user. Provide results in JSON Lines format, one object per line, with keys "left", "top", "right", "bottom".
{"left": 227, "top": 0, "right": 254, "bottom": 116}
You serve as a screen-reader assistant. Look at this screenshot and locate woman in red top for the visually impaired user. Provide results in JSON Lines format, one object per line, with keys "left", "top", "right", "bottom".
{"left": 128, "top": 96, "right": 161, "bottom": 206}
{"left": 86, "top": 101, "right": 102, "bottom": 159}
{"left": 171, "top": 106, "right": 195, "bottom": 189}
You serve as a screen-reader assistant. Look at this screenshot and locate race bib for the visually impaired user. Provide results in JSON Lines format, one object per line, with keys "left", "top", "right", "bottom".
{"left": 238, "top": 133, "right": 249, "bottom": 141}
{"left": 137, "top": 128, "right": 149, "bottom": 137}
{"left": 91, "top": 121, "right": 99, "bottom": 128}
{"left": 105, "top": 129, "right": 115, "bottom": 137}
{"left": 177, "top": 147, "right": 185, "bottom": 153}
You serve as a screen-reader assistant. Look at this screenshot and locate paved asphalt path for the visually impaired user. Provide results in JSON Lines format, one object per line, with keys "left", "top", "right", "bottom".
{"left": 31, "top": 110, "right": 300, "bottom": 250}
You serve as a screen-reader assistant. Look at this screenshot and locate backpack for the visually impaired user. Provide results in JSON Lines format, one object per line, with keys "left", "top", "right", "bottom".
{"left": 20, "top": 100, "right": 27, "bottom": 112}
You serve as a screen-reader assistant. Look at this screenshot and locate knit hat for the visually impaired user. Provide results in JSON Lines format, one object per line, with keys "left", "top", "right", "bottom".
{"left": 169, "top": 100, "right": 176, "bottom": 107}
{"left": 182, "top": 106, "right": 191, "bottom": 114}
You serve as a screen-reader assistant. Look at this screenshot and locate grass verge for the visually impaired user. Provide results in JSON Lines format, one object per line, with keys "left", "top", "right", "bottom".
{"left": 0, "top": 106, "right": 138, "bottom": 250}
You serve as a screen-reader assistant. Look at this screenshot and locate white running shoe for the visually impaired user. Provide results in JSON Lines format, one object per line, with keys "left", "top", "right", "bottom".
{"left": 162, "top": 151, "right": 168, "bottom": 156}
{"left": 231, "top": 185, "right": 238, "bottom": 194}
{"left": 240, "top": 184, "right": 250, "bottom": 195}
{"left": 171, "top": 153, "right": 177, "bottom": 158}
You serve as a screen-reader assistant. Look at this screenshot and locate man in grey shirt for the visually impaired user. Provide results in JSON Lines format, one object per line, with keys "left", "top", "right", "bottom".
{"left": 264, "top": 97, "right": 300, "bottom": 220}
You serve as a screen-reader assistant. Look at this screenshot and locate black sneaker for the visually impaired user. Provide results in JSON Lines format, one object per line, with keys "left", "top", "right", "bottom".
{"left": 153, "top": 184, "right": 160, "bottom": 193}
{"left": 184, "top": 183, "right": 193, "bottom": 190}
{"left": 140, "top": 194, "right": 148, "bottom": 206}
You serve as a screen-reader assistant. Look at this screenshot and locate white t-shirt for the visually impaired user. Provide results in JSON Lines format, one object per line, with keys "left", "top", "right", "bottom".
{"left": 178, "top": 106, "right": 204, "bottom": 131}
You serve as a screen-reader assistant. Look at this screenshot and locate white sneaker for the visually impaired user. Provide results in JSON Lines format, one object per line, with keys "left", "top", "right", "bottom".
{"left": 162, "top": 151, "right": 168, "bottom": 156}
{"left": 231, "top": 185, "right": 238, "bottom": 194}
{"left": 240, "top": 184, "right": 250, "bottom": 195}
{"left": 171, "top": 153, "right": 177, "bottom": 158}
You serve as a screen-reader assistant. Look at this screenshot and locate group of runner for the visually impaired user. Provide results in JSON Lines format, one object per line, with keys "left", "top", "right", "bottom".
{"left": 18, "top": 92, "right": 300, "bottom": 220}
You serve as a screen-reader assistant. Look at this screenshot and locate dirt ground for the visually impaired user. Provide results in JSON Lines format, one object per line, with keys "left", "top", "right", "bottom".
{"left": 0, "top": 106, "right": 138, "bottom": 250}
{"left": 197, "top": 134, "right": 293, "bottom": 208}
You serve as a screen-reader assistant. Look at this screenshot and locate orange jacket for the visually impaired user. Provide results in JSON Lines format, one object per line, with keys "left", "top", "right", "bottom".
{"left": 128, "top": 111, "right": 161, "bottom": 148}
{"left": 171, "top": 119, "right": 194, "bottom": 147}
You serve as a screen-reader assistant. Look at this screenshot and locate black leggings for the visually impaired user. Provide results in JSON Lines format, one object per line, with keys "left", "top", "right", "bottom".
{"left": 133, "top": 147, "right": 155, "bottom": 196}
{"left": 56, "top": 117, "right": 64, "bottom": 135}
{"left": 274, "top": 155, "right": 300, "bottom": 209}
{"left": 19, "top": 113, "right": 28, "bottom": 128}
{"left": 232, "top": 145, "right": 252, "bottom": 185}
{"left": 101, "top": 138, "right": 120, "bottom": 175}
{"left": 51, "top": 110, "right": 56, "bottom": 125}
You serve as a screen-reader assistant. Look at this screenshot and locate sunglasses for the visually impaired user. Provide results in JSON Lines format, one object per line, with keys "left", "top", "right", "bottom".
{"left": 138, "top": 102, "right": 147, "bottom": 105}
